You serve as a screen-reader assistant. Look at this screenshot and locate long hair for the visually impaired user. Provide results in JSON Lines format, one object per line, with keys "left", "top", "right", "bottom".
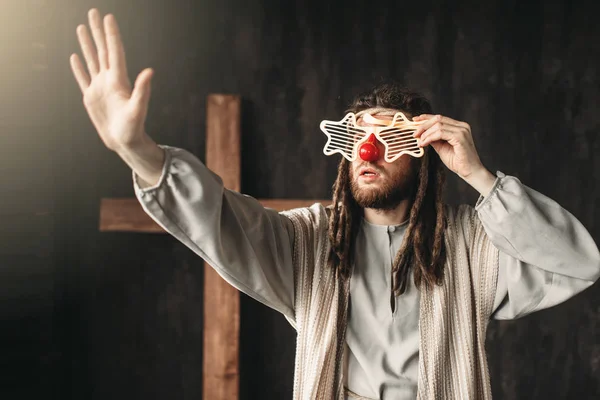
{"left": 327, "top": 82, "right": 447, "bottom": 296}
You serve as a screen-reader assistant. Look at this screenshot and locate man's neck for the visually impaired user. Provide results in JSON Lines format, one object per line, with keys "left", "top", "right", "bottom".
{"left": 362, "top": 197, "right": 413, "bottom": 226}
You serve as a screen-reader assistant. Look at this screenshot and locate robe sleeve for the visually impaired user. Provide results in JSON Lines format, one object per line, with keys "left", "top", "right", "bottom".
{"left": 475, "top": 171, "right": 600, "bottom": 320}
{"left": 132, "top": 145, "right": 296, "bottom": 319}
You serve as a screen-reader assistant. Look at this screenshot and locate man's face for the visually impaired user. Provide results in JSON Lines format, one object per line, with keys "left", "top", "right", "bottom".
{"left": 349, "top": 113, "right": 420, "bottom": 210}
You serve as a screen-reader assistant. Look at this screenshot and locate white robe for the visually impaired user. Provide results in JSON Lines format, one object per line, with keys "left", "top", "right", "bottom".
{"left": 133, "top": 145, "right": 600, "bottom": 399}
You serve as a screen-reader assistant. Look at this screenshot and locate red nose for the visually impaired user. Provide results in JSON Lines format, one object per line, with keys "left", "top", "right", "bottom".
{"left": 359, "top": 134, "right": 380, "bottom": 162}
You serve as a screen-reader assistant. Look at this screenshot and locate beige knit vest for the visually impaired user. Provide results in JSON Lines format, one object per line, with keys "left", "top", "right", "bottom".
{"left": 282, "top": 203, "right": 499, "bottom": 400}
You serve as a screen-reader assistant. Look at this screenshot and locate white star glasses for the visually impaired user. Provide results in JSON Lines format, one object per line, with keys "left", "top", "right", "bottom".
{"left": 320, "top": 112, "right": 425, "bottom": 162}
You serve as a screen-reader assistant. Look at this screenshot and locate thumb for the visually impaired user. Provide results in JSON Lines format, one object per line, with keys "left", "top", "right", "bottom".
{"left": 430, "top": 140, "right": 444, "bottom": 154}
{"left": 131, "top": 68, "right": 154, "bottom": 109}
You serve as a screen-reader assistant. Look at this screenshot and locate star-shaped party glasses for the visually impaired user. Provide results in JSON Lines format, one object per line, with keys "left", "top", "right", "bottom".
{"left": 320, "top": 112, "right": 425, "bottom": 162}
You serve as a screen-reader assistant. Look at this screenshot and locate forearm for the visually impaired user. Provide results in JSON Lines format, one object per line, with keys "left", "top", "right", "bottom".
{"left": 479, "top": 173, "right": 600, "bottom": 319}
{"left": 132, "top": 145, "right": 296, "bottom": 318}
{"left": 116, "top": 134, "right": 166, "bottom": 188}
{"left": 477, "top": 173, "right": 600, "bottom": 281}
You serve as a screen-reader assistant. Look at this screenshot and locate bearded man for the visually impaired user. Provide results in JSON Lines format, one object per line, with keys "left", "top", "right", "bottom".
{"left": 70, "top": 9, "right": 600, "bottom": 399}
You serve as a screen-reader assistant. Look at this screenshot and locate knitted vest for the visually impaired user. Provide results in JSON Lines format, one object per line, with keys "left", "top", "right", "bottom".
{"left": 282, "top": 203, "right": 499, "bottom": 400}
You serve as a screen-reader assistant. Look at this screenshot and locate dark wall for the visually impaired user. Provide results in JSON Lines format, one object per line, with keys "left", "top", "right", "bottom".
{"left": 2, "top": 0, "right": 599, "bottom": 398}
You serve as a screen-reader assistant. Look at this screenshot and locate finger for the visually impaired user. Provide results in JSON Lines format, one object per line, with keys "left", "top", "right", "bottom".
{"left": 412, "top": 114, "right": 434, "bottom": 121}
{"left": 419, "top": 125, "right": 462, "bottom": 147}
{"left": 416, "top": 113, "right": 468, "bottom": 128}
{"left": 76, "top": 24, "right": 99, "bottom": 76}
{"left": 413, "top": 114, "right": 468, "bottom": 137}
{"left": 104, "top": 14, "right": 128, "bottom": 81}
{"left": 439, "top": 116, "right": 469, "bottom": 129}
{"left": 430, "top": 139, "right": 450, "bottom": 155}
{"left": 413, "top": 115, "right": 441, "bottom": 137}
{"left": 88, "top": 9, "right": 109, "bottom": 70}
{"left": 70, "top": 54, "right": 91, "bottom": 92}
{"left": 131, "top": 68, "right": 154, "bottom": 109}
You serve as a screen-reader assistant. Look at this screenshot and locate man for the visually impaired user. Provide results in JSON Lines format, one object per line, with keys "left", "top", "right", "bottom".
{"left": 70, "top": 9, "right": 600, "bottom": 400}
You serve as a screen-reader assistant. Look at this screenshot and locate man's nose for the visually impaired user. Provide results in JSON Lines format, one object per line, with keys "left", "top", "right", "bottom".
{"left": 359, "top": 134, "right": 382, "bottom": 162}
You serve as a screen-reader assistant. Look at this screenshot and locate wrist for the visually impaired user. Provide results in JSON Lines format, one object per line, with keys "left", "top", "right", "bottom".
{"left": 462, "top": 165, "right": 496, "bottom": 196}
{"left": 116, "top": 134, "right": 166, "bottom": 188}
{"left": 114, "top": 132, "right": 153, "bottom": 155}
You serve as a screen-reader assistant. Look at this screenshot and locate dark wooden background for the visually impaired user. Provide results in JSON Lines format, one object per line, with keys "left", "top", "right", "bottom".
{"left": 1, "top": 0, "right": 599, "bottom": 398}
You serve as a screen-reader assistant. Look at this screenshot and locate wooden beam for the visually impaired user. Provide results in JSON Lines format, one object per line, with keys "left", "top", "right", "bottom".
{"left": 99, "top": 198, "right": 163, "bottom": 233}
{"left": 259, "top": 198, "right": 331, "bottom": 211}
{"left": 203, "top": 94, "right": 241, "bottom": 400}
{"left": 99, "top": 198, "right": 331, "bottom": 233}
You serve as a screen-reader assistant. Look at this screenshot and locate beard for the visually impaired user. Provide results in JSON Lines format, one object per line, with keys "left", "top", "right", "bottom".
{"left": 350, "top": 161, "right": 418, "bottom": 211}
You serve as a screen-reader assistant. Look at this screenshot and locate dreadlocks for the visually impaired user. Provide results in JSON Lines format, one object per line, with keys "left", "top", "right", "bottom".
{"left": 327, "top": 82, "right": 447, "bottom": 298}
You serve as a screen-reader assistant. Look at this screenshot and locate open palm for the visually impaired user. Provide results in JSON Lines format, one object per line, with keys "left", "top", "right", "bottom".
{"left": 70, "top": 9, "right": 153, "bottom": 152}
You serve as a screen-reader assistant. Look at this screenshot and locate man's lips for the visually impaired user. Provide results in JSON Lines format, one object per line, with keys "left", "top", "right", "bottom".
{"left": 358, "top": 166, "right": 382, "bottom": 177}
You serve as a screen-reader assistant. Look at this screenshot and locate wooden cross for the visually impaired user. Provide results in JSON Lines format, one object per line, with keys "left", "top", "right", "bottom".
{"left": 98, "top": 94, "right": 331, "bottom": 399}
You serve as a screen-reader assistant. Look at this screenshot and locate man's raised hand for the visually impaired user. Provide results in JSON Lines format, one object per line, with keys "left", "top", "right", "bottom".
{"left": 70, "top": 9, "right": 153, "bottom": 152}
{"left": 412, "top": 114, "right": 496, "bottom": 196}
